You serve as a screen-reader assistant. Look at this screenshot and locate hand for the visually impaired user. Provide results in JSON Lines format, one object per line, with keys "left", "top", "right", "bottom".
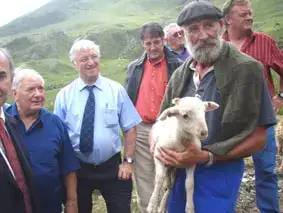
{"left": 156, "top": 143, "right": 209, "bottom": 168}
{"left": 118, "top": 162, "right": 132, "bottom": 180}
{"left": 272, "top": 95, "right": 283, "bottom": 114}
{"left": 64, "top": 199, "right": 78, "bottom": 213}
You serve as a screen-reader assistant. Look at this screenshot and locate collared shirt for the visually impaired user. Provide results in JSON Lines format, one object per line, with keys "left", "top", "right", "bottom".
{"left": 54, "top": 75, "right": 142, "bottom": 164}
{"left": 171, "top": 46, "right": 190, "bottom": 61}
{"left": 189, "top": 62, "right": 214, "bottom": 89}
{"left": 135, "top": 57, "right": 168, "bottom": 123}
{"left": 222, "top": 31, "right": 283, "bottom": 96}
{"left": 0, "top": 107, "right": 15, "bottom": 178}
{"left": 5, "top": 104, "right": 80, "bottom": 213}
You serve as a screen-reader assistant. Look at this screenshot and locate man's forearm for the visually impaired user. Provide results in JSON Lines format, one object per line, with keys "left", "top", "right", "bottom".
{"left": 123, "top": 127, "right": 136, "bottom": 158}
{"left": 214, "top": 127, "right": 267, "bottom": 162}
{"left": 64, "top": 172, "right": 77, "bottom": 202}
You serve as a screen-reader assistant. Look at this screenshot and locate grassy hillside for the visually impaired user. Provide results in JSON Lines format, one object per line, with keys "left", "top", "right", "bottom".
{"left": 1, "top": 0, "right": 282, "bottom": 110}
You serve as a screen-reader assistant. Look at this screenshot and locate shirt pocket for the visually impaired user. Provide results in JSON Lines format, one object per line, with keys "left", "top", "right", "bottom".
{"left": 104, "top": 108, "right": 119, "bottom": 128}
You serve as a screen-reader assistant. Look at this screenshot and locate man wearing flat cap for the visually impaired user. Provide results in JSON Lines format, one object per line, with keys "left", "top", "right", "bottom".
{"left": 150, "top": 1, "right": 276, "bottom": 212}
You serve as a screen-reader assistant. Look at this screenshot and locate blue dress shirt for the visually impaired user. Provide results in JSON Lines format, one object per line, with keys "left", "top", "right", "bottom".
{"left": 5, "top": 104, "right": 80, "bottom": 213}
{"left": 54, "top": 75, "right": 142, "bottom": 164}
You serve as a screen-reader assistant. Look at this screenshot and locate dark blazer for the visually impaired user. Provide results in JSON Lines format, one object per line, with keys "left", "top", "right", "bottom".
{"left": 125, "top": 46, "right": 183, "bottom": 105}
{"left": 0, "top": 113, "right": 40, "bottom": 213}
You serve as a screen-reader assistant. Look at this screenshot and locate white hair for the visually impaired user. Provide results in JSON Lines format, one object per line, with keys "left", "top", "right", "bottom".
{"left": 12, "top": 68, "right": 45, "bottom": 89}
{"left": 163, "top": 23, "right": 179, "bottom": 38}
{"left": 69, "top": 39, "right": 100, "bottom": 63}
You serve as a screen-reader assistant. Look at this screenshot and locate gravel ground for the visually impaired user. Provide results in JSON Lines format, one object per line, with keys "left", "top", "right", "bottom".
{"left": 236, "top": 157, "right": 283, "bottom": 213}
{"left": 91, "top": 157, "right": 283, "bottom": 213}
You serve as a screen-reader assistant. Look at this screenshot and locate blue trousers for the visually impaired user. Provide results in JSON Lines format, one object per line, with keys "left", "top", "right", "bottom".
{"left": 167, "top": 159, "right": 244, "bottom": 213}
{"left": 252, "top": 125, "right": 279, "bottom": 213}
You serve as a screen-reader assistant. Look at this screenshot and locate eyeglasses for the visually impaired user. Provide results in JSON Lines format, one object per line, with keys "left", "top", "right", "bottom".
{"left": 172, "top": 30, "right": 184, "bottom": 38}
{"left": 79, "top": 54, "right": 99, "bottom": 63}
{"left": 143, "top": 39, "right": 164, "bottom": 48}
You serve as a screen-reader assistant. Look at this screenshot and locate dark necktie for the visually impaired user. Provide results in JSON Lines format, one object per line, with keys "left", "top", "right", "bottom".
{"left": 0, "top": 119, "right": 32, "bottom": 213}
{"left": 80, "top": 85, "right": 95, "bottom": 153}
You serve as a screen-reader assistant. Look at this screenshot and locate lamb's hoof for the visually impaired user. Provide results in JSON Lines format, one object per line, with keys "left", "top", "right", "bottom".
{"left": 185, "top": 206, "right": 195, "bottom": 213}
{"left": 147, "top": 203, "right": 158, "bottom": 213}
{"left": 158, "top": 207, "right": 166, "bottom": 213}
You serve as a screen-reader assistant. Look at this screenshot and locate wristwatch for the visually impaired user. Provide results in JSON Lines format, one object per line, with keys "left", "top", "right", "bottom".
{"left": 124, "top": 157, "right": 134, "bottom": 164}
{"left": 205, "top": 151, "right": 214, "bottom": 167}
{"left": 278, "top": 92, "right": 283, "bottom": 99}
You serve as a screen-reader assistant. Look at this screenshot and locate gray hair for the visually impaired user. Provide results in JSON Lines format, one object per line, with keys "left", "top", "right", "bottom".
{"left": 69, "top": 39, "right": 100, "bottom": 63}
{"left": 0, "top": 48, "right": 15, "bottom": 76}
{"left": 12, "top": 68, "right": 45, "bottom": 89}
{"left": 163, "top": 23, "right": 179, "bottom": 38}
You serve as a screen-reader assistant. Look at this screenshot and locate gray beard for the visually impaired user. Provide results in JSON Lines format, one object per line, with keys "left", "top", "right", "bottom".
{"left": 187, "top": 38, "right": 223, "bottom": 64}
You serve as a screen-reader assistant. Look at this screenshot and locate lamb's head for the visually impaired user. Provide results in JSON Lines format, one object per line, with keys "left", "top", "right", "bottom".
{"left": 158, "top": 97, "right": 219, "bottom": 140}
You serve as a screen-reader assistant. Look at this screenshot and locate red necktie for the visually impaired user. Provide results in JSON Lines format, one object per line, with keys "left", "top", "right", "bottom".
{"left": 0, "top": 119, "right": 32, "bottom": 213}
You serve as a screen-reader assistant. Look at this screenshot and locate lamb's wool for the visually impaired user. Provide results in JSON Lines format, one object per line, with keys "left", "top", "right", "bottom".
{"left": 147, "top": 97, "right": 219, "bottom": 213}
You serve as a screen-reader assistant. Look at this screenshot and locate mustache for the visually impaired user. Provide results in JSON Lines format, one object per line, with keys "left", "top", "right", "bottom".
{"left": 193, "top": 39, "right": 218, "bottom": 50}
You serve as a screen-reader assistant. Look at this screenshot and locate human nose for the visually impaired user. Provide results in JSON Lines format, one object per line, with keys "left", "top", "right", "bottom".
{"left": 198, "top": 28, "right": 209, "bottom": 40}
{"left": 34, "top": 88, "right": 43, "bottom": 97}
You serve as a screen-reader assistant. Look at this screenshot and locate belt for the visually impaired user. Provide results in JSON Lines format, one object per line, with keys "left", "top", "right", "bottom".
{"left": 79, "top": 152, "right": 121, "bottom": 169}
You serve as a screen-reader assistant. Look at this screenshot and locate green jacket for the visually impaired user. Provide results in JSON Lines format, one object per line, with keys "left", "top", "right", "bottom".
{"left": 160, "top": 41, "right": 265, "bottom": 155}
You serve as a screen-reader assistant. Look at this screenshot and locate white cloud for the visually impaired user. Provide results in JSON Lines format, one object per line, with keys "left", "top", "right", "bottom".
{"left": 0, "top": 0, "right": 51, "bottom": 27}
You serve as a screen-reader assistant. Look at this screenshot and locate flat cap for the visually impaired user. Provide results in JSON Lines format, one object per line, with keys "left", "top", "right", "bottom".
{"left": 177, "top": 0, "right": 223, "bottom": 26}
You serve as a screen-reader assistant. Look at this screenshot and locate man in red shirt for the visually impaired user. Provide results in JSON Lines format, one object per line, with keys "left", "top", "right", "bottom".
{"left": 222, "top": 0, "right": 283, "bottom": 212}
{"left": 125, "top": 22, "right": 182, "bottom": 213}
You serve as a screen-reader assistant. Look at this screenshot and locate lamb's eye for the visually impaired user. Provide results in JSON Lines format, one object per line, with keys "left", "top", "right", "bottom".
{"left": 183, "top": 114, "right": 189, "bottom": 119}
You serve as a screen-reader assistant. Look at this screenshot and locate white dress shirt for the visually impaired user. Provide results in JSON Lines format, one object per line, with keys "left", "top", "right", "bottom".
{"left": 0, "top": 107, "right": 15, "bottom": 178}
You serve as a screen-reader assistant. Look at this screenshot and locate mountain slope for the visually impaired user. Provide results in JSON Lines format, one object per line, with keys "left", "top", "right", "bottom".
{"left": 1, "top": 0, "right": 282, "bottom": 109}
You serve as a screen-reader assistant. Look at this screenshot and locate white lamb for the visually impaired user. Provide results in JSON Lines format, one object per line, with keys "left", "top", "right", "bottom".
{"left": 147, "top": 96, "right": 219, "bottom": 213}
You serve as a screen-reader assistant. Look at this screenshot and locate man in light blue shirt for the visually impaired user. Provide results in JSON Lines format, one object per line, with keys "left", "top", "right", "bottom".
{"left": 54, "top": 39, "right": 141, "bottom": 213}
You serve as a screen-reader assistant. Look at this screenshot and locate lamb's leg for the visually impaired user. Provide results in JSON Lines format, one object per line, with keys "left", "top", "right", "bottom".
{"left": 158, "top": 168, "right": 177, "bottom": 213}
{"left": 147, "top": 160, "right": 168, "bottom": 213}
{"left": 185, "top": 166, "right": 196, "bottom": 213}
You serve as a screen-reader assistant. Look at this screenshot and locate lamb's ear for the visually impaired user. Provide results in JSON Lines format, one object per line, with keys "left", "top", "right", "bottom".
{"left": 203, "top": 101, "right": 219, "bottom": 112}
{"left": 172, "top": 98, "right": 180, "bottom": 106}
{"left": 157, "top": 107, "right": 180, "bottom": 121}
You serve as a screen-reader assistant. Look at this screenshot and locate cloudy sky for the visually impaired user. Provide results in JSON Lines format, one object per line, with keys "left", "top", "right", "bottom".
{"left": 0, "top": 0, "right": 51, "bottom": 27}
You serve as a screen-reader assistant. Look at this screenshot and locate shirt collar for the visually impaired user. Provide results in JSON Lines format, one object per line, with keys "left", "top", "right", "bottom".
{"left": 78, "top": 75, "right": 103, "bottom": 92}
{"left": 9, "top": 102, "right": 45, "bottom": 126}
{"left": 146, "top": 55, "right": 165, "bottom": 66}
{"left": 0, "top": 107, "right": 5, "bottom": 122}
{"left": 189, "top": 61, "right": 214, "bottom": 73}
{"left": 222, "top": 31, "right": 256, "bottom": 42}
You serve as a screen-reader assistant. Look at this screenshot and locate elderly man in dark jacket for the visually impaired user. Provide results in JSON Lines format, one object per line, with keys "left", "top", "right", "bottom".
{"left": 0, "top": 48, "right": 41, "bottom": 213}
{"left": 125, "top": 22, "right": 182, "bottom": 213}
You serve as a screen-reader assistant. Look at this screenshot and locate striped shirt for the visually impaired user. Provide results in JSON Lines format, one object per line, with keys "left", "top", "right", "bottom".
{"left": 222, "top": 31, "right": 283, "bottom": 96}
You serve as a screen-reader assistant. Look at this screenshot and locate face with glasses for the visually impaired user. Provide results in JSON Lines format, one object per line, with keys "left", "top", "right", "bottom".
{"left": 165, "top": 25, "right": 185, "bottom": 51}
{"left": 183, "top": 19, "right": 223, "bottom": 64}
{"left": 74, "top": 48, "right": 100, "bottom": 84}
{"left": 143, "top": 36, "right": 165, "bottom": 62}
